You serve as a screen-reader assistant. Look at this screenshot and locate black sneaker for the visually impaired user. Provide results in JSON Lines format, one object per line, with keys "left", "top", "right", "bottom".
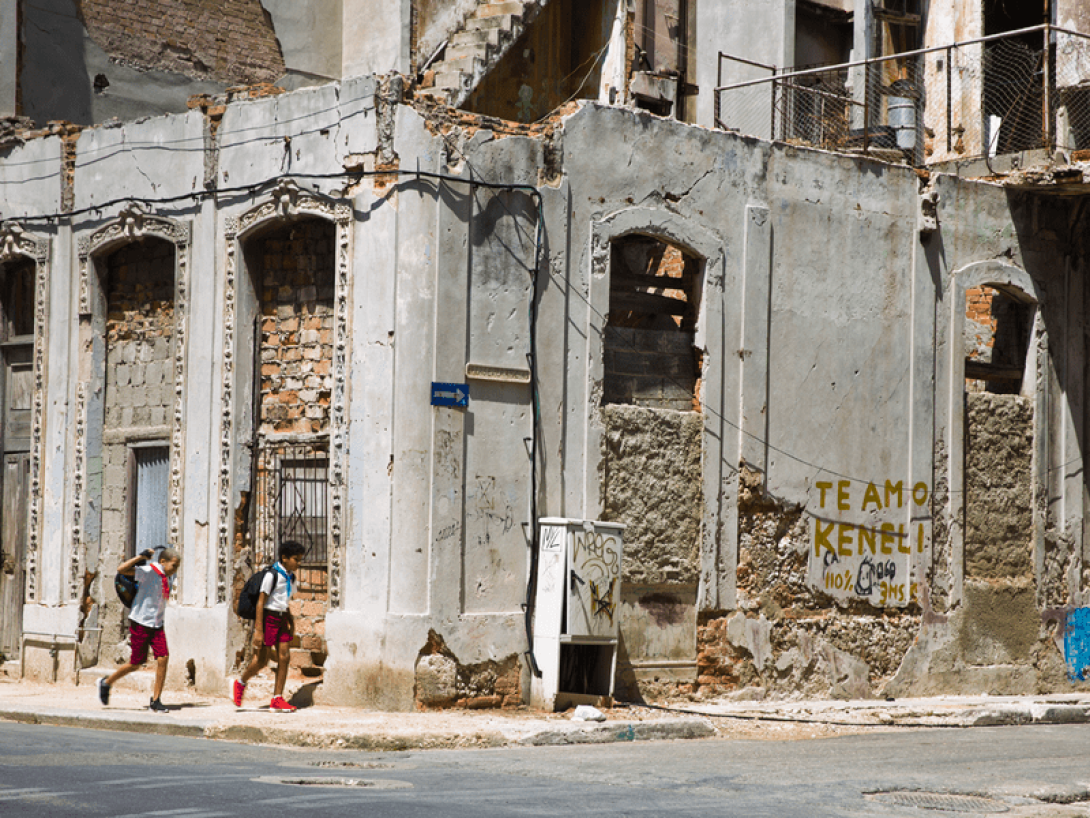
{"left": 97, "top": 678, "right": 110, "bottom": 706}
{"left": 148, "top": 698, "right": 169, "bottom": 713}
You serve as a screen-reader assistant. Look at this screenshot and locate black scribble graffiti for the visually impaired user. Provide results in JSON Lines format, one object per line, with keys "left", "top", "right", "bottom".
{"left": 470, "top": 475, "right": 515, "bottom": 535}
{"left": 590, "top": 577, "right": 616, "bottom": 624}
{"left": 854, "top": 554, "right": 896, "bottom": 596}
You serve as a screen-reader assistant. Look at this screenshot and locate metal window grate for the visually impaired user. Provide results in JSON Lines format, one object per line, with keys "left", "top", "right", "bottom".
{"left": 254, "top": 441, "right": 329, "bottom": 584}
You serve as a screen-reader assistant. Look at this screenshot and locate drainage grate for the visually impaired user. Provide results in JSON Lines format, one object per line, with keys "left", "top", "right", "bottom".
{"left": 256, "top": 776, "right": 412, "bottom": 790}
{"left": 867, "top": 791, "right": 1009, "bottom": 813}
{"left": 305, "top": 760, "right": 395, "bottom": 770}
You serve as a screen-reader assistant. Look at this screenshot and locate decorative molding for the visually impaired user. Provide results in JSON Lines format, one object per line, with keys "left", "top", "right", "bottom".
{"left": 218, "top": 181, "right": 351, "bottom": 607}
{"left": 73, "top": 208, "right": 191, "bottom": 602}
{"left": 218, "top": 218, "right": 238, "bottom": 605}
{"left": 0, "top": 223, "right": 50, "bottom": 604}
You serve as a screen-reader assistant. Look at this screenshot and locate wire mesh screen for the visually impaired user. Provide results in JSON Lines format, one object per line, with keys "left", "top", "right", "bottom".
{"left": 253, "top": 441, "right": 329, "bottom": 588}
{"left": 716, "top": 27, "right": 1090, "bottom": 167}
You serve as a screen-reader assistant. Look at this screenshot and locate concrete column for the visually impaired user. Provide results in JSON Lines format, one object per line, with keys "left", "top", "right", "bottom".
{"left": 739, "top": 204, "right": 771, "bottom": 476}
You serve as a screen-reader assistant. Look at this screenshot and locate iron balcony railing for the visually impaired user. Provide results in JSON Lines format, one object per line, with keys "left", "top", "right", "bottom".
{"left": 715, "top": 25, "right": 1090, "bottom": 167}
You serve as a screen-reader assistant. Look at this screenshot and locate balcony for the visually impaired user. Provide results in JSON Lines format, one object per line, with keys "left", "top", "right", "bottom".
{"left": 714, "top": 25, "right": 1090, "bottom": 172}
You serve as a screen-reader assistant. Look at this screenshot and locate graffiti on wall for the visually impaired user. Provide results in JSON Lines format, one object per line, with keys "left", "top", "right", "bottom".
{"left": 808, "top": 479, "right": 929, "bottom": 607}
{"left": 572, "top": 529, "right": 621, "bottom": 632}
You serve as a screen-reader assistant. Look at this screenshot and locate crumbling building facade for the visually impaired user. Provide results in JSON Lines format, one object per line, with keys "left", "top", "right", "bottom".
{"left": 0, "top": 0, "right": 1088, "bottom": 708}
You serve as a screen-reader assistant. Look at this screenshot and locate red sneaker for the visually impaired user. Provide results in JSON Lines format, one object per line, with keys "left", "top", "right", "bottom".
{"left": 270, "top": 696, "right": 297, "bottom": 712}
{"left": 232, "top": 679, "right": 246, "bottom": 707}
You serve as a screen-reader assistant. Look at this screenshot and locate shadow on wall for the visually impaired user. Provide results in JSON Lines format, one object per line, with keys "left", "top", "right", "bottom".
{"left": 19, "top": 0, "right": 93, "bottom": 125}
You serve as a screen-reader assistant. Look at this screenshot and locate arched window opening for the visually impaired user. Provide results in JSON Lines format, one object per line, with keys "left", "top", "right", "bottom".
{"left": 603, "top": 235, "right": 702, "bottom": 411}
{"left": 243, "top": 217, "right": 334, "bottom": 612}
{"left": 102, "top": 237, "right": 176, "bottom": 564}
{"left": 600, "top": 233, "right": 704, "bottom": 704}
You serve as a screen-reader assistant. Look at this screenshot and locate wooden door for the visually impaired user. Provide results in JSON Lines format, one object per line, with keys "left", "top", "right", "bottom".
{"left": 0, "top": 345, "right": 31, "bottom": 658}
{"left": 0, "top": 454, "right": 28, "bottom": 656}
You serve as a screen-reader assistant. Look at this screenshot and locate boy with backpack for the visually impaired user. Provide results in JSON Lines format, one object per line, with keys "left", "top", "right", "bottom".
{"left": 232, "top": 540, "right": 306, "bottom": 712}
{"left": 97, "top": 547, "right": 181, "bottom": 712}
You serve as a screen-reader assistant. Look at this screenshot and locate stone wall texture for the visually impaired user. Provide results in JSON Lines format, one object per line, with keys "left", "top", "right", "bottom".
{"left": 600, "top": 405, "right": 703, "bottom": 585}
{"left": 964, "top": 392, "right": 1034, "bottom": 580}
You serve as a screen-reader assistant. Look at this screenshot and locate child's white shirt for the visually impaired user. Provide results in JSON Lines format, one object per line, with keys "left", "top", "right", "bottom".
{"left": 129, "top": 563, "right": 173, "bottom": 628}
{"left": 259, "top": 563, "right": 293, "bottom": 612}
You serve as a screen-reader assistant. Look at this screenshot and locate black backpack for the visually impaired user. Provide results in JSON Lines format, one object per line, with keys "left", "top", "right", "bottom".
{"left": 114, "top": 548, "right": 164, "bottom": 608}
{"left": 236, "top": 567, "right": 279, "bottom": 620}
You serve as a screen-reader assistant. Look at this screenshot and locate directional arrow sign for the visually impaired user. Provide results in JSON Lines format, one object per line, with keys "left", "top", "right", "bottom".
{"left": 431, "top": 382, "right": 469, "bottom": 408}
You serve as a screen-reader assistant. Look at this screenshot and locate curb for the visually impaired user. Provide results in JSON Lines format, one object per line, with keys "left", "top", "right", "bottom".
{"left": 0, "top": 706, "right": 208, "bottom": 738}
{"left": 0, "top": 705, "right": 717, "bottom": 750}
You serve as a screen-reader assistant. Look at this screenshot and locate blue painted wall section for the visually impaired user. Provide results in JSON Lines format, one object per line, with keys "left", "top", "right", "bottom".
{"left": 1065, "top": 607, "right": 1090, "bottom": 681}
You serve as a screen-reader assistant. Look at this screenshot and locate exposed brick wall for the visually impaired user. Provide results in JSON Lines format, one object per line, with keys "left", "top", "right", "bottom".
{"left": 414, "top": 630, "right": 522, "bottom": 709}
{"left": 603, "top": 327, "right": 697, "bottom": 410}
{"left": 255, "top": 220, "right": 335, "bottom": 437}
{"left": 288, "top": 592, "right": 326, "bottom": 676}
{"left": 79, "top": 0, "right": 285, "bottom": 85}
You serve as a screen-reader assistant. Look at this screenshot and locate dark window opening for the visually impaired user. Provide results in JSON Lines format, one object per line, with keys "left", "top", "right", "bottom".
{"left": 603, "top": 236, "right": 701, "bottom": 411}
{"left": 0, "top": 259, "right": 35, "bottom": 341}
{"left": 795, "top": 0, "right": 853, "bottom": 70}
{"left": 965, "top": 285, "right": 1033, "bottom": 395}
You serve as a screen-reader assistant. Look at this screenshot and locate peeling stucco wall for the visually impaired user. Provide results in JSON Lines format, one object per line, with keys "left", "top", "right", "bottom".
{"left": 414, "top": 630, "right": 521, "bottom": 709}
{"left": 694, "top": 478, "right": 923, "bottom": 699}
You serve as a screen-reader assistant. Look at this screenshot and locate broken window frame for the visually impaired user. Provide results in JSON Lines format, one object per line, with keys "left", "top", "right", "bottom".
{"left": 603, "top": 234, "right": 702, "bottom": 411}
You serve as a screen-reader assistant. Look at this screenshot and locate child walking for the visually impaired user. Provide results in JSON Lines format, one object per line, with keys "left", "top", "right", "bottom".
{"left": 98, "top": 547, "right": 181, "bottom": 712}
{"left": 232, "top": 540, "right": 306, "bottom": 712}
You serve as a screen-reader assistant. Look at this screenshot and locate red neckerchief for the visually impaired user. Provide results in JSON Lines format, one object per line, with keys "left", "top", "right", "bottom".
{"left": 149, "top": 562, "right": 170, "bottom": 597}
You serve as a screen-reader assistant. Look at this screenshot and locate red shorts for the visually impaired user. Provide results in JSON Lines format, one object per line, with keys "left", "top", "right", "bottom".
{"left": 262, "top": 611, "right": 292, "bottom": 647}
{"left": 129, "top": 621, "right": 168, "bottom": 665}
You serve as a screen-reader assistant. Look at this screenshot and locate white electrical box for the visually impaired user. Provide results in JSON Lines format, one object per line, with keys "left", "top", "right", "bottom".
{"left": 531, "top": 518, "right": 625, "bottom": 711}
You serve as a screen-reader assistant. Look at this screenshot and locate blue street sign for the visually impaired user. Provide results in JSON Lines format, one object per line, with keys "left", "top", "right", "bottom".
{"left": 431, "top": 382, "right": 469, "bottom": 408}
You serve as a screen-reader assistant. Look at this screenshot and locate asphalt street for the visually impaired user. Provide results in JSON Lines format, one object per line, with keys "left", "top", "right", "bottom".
{"left": 1, "top": 721, "right": 1088, "bottom": 817}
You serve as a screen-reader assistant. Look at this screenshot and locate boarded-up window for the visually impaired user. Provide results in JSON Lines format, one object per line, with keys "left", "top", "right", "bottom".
{"left": 603, "top": 236, "right": 701, "bottom": 411}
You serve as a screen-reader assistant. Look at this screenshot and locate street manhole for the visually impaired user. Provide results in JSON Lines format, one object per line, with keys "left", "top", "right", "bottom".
{"left": 256, "top": 776, "right": 412, "bottom": 790}
{"left": 867, "top": 791, "right": 1009, "bottom": 813}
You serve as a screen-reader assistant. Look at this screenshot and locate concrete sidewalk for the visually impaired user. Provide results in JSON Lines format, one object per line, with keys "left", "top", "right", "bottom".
{"left": 1, "top": 671, "right": 1088, "bottom": 751}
